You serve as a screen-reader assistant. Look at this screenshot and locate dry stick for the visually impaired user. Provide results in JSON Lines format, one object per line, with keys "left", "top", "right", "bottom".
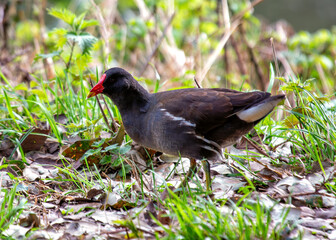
{"left": 198, "top": 0, "right": 265, "bottom": 83}
{"left": 238, "top": 25, "right": 266, "bottom": 90}
{"left": 198, "top": 21, "right": 239, "bottom": 83}
{"left": 220, "top": 0, "right": 231, "bottom": 86}
{"left": 193, "top": 76, "right": 202, "bottom": 89}
{"left": 230, "top": 34, "right": 247, "bottom": 76}
{"left": 89, "top": 78, "right": 113, "bottom": 132}
{"left": 316, "top": 62, "right": 330, "bottom": 94}
{"left": 38, "top": 0, "right": 54, "bottom": 80}
{"left": 270, "top": 38, "right": 280, "bottom": 76}
{"left": 221, "top": 0, "right": 231, "bottom": 28}
{"left": 273, "top": 191, "right": 336, "bottom": 199}
{"left": 242, "top": 136, "right": 275, "bottom": 161}
{"left": 101, "top": 96, "right": 118, "bottom": 131}
{"left": 223, "top": 45, "right": 230, "bottom": 86}
{"left": 241, "top": 136, "right": 286, "bottom": 177}
{"left": 90, "top": 0, "right": 116, "bottom": 69}
{"left": 138, "top": 12, "right": 175, "bottom": 77}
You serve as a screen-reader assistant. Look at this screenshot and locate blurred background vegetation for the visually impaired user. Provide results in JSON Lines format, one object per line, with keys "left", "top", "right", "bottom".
{"left": 1, "top": 0, "right": 336, "bottom": 94}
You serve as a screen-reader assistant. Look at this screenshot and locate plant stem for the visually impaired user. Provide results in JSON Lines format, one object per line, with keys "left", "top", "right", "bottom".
{"left": 66, "top": 40, "right": 75, "bottom": 70}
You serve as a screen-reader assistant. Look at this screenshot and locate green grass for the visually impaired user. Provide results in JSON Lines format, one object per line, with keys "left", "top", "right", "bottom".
{"left": 151, "top": 190, "right": 299, "bottom": 240}
{"left": 0, "top": 184, "right": 27, "bottom": 238}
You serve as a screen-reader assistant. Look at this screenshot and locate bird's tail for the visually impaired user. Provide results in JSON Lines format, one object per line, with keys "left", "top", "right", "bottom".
{"left": 236, "top": 94, "right": 285, "bottom": 123}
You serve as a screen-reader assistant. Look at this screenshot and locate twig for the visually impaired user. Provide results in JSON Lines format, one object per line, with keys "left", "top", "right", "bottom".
{"left": 273, "top": 191, "right": 336, "bottom": 199}
{"left": 66, "top": 40, "right": 75, "bottom": 71}
{"left": 198, "top": 21, "right": 239, "bottom": 83}
{"left": 193, "top": 76, "right": 202, "bottom": 88}
{"left": 230, "top": 34, "right": 247, "bottom": 76}
{"left": 242, "top": 135, "right": 284, "bottom": 177}
{"left": 89, "top": 78, "right": 113, "bottom": 132}
{"left": 101, "top": 96, "right": 118, "bottom": 131}
{"left": 198, "top": 0, "right": 265, "bottom": 83}
{"left": 242, "top": 136, "right": 274, "bottom": 160}
{"left": 239, "top": 25, "right": 266, "bottom": 90}
{"left": 270, "top": 38, "right": 280, "bottom": 77}
{"left": 222, "top": 0, "right": 230, "bottom": 28}
{"left": 138, "top": 12, "right": 175, "bottom": 77}
{"left": 90, "top": 0, "right": 116, "bottom": 68}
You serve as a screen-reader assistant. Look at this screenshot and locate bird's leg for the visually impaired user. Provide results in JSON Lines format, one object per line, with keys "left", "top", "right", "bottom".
{"left": 186, "top": 158, "right": 197, "bottom": 179}
{"left": 179, "top": 158, "right": 197, "bottom": 189}
{"left": 201, "top": 159, "right": 212, "bottom": 192}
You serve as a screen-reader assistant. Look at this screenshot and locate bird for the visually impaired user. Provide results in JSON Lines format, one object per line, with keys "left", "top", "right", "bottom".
{"left": 87, "top": 67, "right": 285, "bottom": 191}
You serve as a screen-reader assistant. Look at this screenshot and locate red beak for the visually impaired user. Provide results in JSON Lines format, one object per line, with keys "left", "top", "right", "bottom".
{"left": 87, "top": 74, "right": 106, "bottom": 99}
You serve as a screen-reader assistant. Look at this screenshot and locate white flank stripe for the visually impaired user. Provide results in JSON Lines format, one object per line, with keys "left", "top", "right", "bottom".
{"left": 162, "top": 110, "right": 196, "bottom": 127}
{"left": 195, "top": 135, "right": 222, "bottom": 151}
{"left": 201, "top": 145, "right": 224, "bottom": 161}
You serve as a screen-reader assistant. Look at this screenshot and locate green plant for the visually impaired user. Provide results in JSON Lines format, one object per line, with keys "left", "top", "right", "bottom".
{"left": 37, "top": 8, "right": 98, "bottom": 73}
{"left": 286, "top": 28, "right": 336, "bottom": 93}
{"left": 0, "top": 184, "right": 27, "bottom": 236}
{"left": 280, "top": 76, "right": 336, "bottom": 173}
{"left": 155, "top": 191, "right": 297, "bottom": 240}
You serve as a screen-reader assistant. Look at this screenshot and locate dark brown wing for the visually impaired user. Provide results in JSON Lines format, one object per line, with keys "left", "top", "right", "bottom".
{"left": 153, "top": 88, "right": 270, "bottom": 133}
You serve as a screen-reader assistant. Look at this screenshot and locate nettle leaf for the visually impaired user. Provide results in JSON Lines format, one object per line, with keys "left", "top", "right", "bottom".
{"left": 80, "top": 147, "right": 102, "bottom": 161}
{"left": 92, "top": 138, "right": 106, "bottom": 147}
{"left": 14, "top": 83, "right": 28, "bottom": 92}
{"left": 49, "top": 28, "right": 67, "bottom": 49}
{"left": 76, "top": 54, "right": 92, "bottom": 71}
{"left": 80, "top": 19, "right": 99, "bottom": 30}
{"left": 100, "top": 155, "right": 112, "bottom": 165}
{"left": 67, "top": 32, "right": 97, "bottom": 55}
{"left": 48, "top": 8, "right": 76, "bottom": 26}
{"left": 73, "top": 12, "right": 86, "bottom": 31}
{"left": 35, "top": 51, "right": 61, "bottom": 61}
{"left": 103, "top": 144, "right": 119, "bottom": 152}
{"left": 119, "top": 145, "right": 131, "bottom": 155}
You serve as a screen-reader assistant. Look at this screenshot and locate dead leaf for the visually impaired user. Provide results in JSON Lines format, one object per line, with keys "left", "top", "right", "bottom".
{"left": 43, "top": 139, "right": 60, "bottom": 154}
{"left": 91, "top": 209, "right": 125, "bottom": 224}
{"left": 19, "top": 213, "right": 40, "bottom": 228}
{"left": 101, "top": 191, "right": 137, "bottom": 210}
{"left": 20, "top": 127, "right": 50, "bottom": 153}
{"left": 315, "top": 208, "right": 336, "bottom": 219}
{"left": 62, "top": 139, "right": 101, "bottom": 165}
{"left": 235, "top": 135, "right": 265, "bottom": 150}
{"left": 108, "top": 123, "right": 125, "bottom": 145}
{"left": 87, "top": 188, "right": 104, "bottom": 199}
{"left": 26, "top": 152, "right": 62, "bottom": 165}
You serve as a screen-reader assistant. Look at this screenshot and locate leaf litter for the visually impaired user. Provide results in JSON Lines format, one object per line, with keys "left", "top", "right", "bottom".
{"left": 0, "top": 124, "right": 336, "bottom": 239}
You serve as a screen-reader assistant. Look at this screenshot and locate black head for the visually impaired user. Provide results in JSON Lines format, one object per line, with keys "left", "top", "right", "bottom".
{"left": 102, "top": 67, "right": 136, "bottom": 94}
{"left": 87, "top": 67, "right": 149, "bottom": 108}
{"left": 87, "top": 67, "right": 136, "bottom": 98}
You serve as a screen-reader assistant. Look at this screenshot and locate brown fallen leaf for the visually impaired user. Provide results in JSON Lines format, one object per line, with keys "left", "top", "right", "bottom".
{"left": 62, "top": 139, "right": 102, "bottom": 165}
{"left": 25, "top": 152, "right": 62, "bottom": 165}
{"left": 62, "top": 126, "right": 126, "bottom": 166}
{"left": 19, "top": 213, "right": 40, "bottom": 228}
{"left": 235, "top": 134, "right": 265, "bottom": 150}
{"left": 87, "top": 188, "right": 104, "bottom": 199}
{"left": 21, "top": 127, "right": 50, "bottom": 153}
{"left": 315, "top": 208, "right": 336, "bottom": 219}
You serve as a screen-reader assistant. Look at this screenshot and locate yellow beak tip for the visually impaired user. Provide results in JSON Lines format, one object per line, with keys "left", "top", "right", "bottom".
{"left": 87, "top": 92, "right": 96, "bottom": 99}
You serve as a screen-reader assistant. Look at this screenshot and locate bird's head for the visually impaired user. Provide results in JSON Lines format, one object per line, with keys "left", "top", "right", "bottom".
{"left": 87, "top": 67, "right": 134, "bottom": 99}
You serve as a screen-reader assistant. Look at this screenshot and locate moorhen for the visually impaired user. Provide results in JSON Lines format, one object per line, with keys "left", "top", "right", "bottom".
{"left": 88, "top": 67, "right": 285, "bottom": 190}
